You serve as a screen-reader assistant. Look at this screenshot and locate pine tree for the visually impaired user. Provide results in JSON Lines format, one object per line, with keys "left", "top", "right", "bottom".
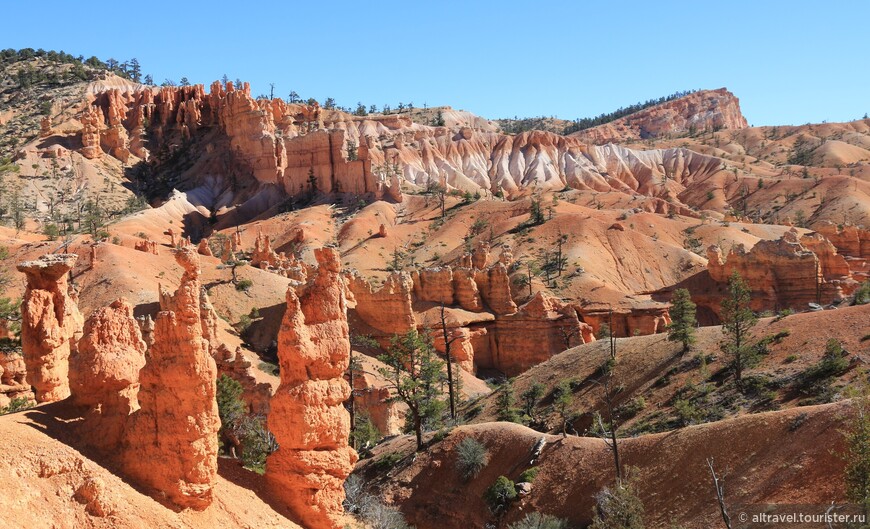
{"left": 529, "top": 195, "right": 545, "bottom": 225}
{"left": 720, "top": 271, "right": 757, "bottom": 388}
{"left": 496, "top": 379, "right": 520, "bottom": 423}
{"left": 667, "top": 288, "right": 697, "bottom": 353}
{"left": 128, "top": 58, "right": 141, "bottom": 82}
{"left": 844, "top": 383, "right": 870, "bottom": 521}
{"left": 376, "top": 329, "right": 445, "bottom": 451}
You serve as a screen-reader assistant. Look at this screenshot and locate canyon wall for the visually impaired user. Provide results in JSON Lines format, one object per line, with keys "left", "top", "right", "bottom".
{"left": 571, "top": 88, "right": 748, "bottom": 145}
{"left": 78, "top": 82, "right": 733, "bottom": 204}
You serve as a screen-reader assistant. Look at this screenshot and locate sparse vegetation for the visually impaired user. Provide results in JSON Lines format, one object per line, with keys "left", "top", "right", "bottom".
{"left": 485, "top": 475, "right": 517, "bottom": 514}
{"left": 0, "top": 396, "right": 32, "bottom": 415}
{"left": 215, "top": 374, "right": 276, "bottom": 472}
{"left": 590, "top": 472, "right": 645, "bottom": 529}
{"left": 508, "top": 513, "right": 568, "bottom": 529}
{"left": 496, "top": 379, "right": 521, "bottom": 423}
{"left": 344, "top": 474, "right": 412, "bottom": 529}
{"left": 455, "top": 437, "right": 489, "bottom": 481}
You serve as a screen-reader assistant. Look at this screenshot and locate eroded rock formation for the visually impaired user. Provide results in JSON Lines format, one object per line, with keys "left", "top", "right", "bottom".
{"left": 124, "top": 247, "right": 219, "bottom": 510}
{"left": 134, "top": 239, "right": 159, "bottom": 254}
{"left": 571, "top": 88, "right": 748, "bottom": 145}
{"left": 267, "top": 248, "right": 357, "bottom": 529}
{"left": 69, "top": 299, "right": 146, "bottom": 451}
{"left": 0, "top": 353, "right": 30, "bottom": 408}
{"left": 706, "top": 229, "right": 859, "bottom": 314}
{"left": 17, "top": 254, "right": 83, "bottom": 403}
{"left": 345, "top": 271, "right": 417, "bottom": 337}
{"left": 77, "top": 81, "right": 737, "bottom": 207}
{"left": 491, "top": 292, "right": 594, "bottom": 376}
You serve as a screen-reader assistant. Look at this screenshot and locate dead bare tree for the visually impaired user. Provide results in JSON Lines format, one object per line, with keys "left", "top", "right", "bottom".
{"left": 593, "top": 361, "right": 622, "bottom": 481}
{"left": 706, "top": 457, "right": 732, "bottom": 529}
{"left": 557, "top": 323, "right": 580, "bottom": 350}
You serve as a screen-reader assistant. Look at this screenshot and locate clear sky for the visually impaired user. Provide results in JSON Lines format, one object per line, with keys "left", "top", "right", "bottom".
{"left": 5, "top": 1, "right": 869, "bottom": 126}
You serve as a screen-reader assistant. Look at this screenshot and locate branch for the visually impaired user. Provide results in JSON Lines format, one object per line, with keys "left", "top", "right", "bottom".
{"left": 706, "top": 457, "right": 732, "bottom": 529}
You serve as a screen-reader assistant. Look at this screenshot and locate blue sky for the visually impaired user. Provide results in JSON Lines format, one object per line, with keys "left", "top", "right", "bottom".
{"left": 6, "top": 1, "right": 869, "bottom": 126}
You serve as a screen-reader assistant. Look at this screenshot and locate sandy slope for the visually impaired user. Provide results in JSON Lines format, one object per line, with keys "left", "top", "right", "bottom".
{"left": 360, "top": 401, "right": 854, "bottom": 529}
{"left": 0, "top": 406, "right": 302, "bottom": 529}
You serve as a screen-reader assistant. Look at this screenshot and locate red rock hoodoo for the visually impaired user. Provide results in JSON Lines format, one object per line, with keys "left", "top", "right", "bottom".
{"left": 266, "top": 248, "right": 358, "bottom": 529}
{"left": 124, "top": 247, "right": 219, "bottom": 510}
{"left": 17, "top": 254, "right": 83, "bottom": 403}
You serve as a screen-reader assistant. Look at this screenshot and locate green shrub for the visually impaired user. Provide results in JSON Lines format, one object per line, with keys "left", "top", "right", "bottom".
{"left": 351, "top": 414, "right": 382, "bottom": 451}
{"left": 673, "top": 398, "right": 701, "bottom": 426}
{"left": 591, "top": 474, "right": 645, "bottom": 529}
{"left": 854, "top": 281, "right": 870, "bottom": 305}
{"left": 616, "top": 397, "right": 646, "bottom": 419}
{"left": 508, "top": 512, "right": 568, "bottom": 529}
{"left": 800, "top": 339, "right": 849, "bottom": 385}
{"left": 496, "top": 379, "right": 521, "bottom": 423}
{"left": 518, "top": 467, "right": 540, "bottom": 483}
{"left": 236, "top": 314, "right": 252, "bottom": 333}
{"left": 237, "top": 415, "right": 277, "bottom": 472}
{"left": 1, "top": 396, "right": 32, "bottom": 415}
{"left": 431, "top": 427, "right": 451, "bottom": 444}
{"left": 456, "top": 437, "right": 489, "bottom": 481}
{"left": 373, "top": 452, "right": 403, "bottom": 471}
{"left": 485, "top": 476, "right": 517, "bottom": 513}
{"left": 235, "top": 278, "right": 253, "bottom": 291}
{"left": 258, "top": 361, "right": 279, "bottom": 376}
{"left": 42, "top": 223, "right": 59, "bottom": 240}
{"left": 216, "top": 374, "right": 246, "bottom": 439}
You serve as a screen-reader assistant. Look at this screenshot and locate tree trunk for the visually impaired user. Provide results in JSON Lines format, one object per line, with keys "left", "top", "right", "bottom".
{"left": 414, "top": 414, "right": 423, "bottom": 451}
{"left": 441, "top": 302, "right": 456, "bottom": 420}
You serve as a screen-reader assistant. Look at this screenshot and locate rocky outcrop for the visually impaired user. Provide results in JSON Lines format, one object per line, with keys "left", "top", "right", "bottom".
{"left": 79, "top": 105, "right": 103, "bottom": 159}
{"left": 102, "top": 89, "right": 131, "bottom": 162}
{"left": 250, "top": 230, "right": 280, "bottom": 267}
{"left": 814, "top": 222, "right": 870, "bottom": 281}
{"left": 575, "top": 303, "right": 672, "bottom": 338}
{"left": 197, "top": 238, "right": 213, "bottom": 256}
{"left": 124, "top": 248, "right": 219, "bottom": 510}
{"left": 214, "top": 345, "right": 273, "bottom": 416}
{"left": 706, "top": 229, "right": 859, "bottom": 314}
{"left": 40, "top": 116, "right": 52, "bottom": 137}
{"left": 267, "top": 248, "right": 357, "bottom": 529}
{"left": 814, "top": 222, "right": 870, "bottom": 259}
{"left": 69, "top": 299, "right": 146, "bottom": 451}
{"left": 491, "top": 292, "right": 594, "bottom": 376}
{"left": 346, "top": 271, "right": 417, "bottom": 337}
{"left": 0, "top": 353, "right": 30, "bottom": 408}
{"left": 17, "top": 254, "right": 83, "bottom": 403}
{"left": 219, "top": 84, "right": 287, "bottom": 184}
{"left": 348, "top": 357, "right": 404, "bottom": 437}
{"left": 411, "top": 267, "right": 455, "bottom": 304}
{"left": 571, "top": 88, "right": 748, "bottom": 145}
{"left": 475, "top": 263, "right": 518, "bottom": 315}
{"left": 134, "top": 239, "right": 159, "bottom": 254}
